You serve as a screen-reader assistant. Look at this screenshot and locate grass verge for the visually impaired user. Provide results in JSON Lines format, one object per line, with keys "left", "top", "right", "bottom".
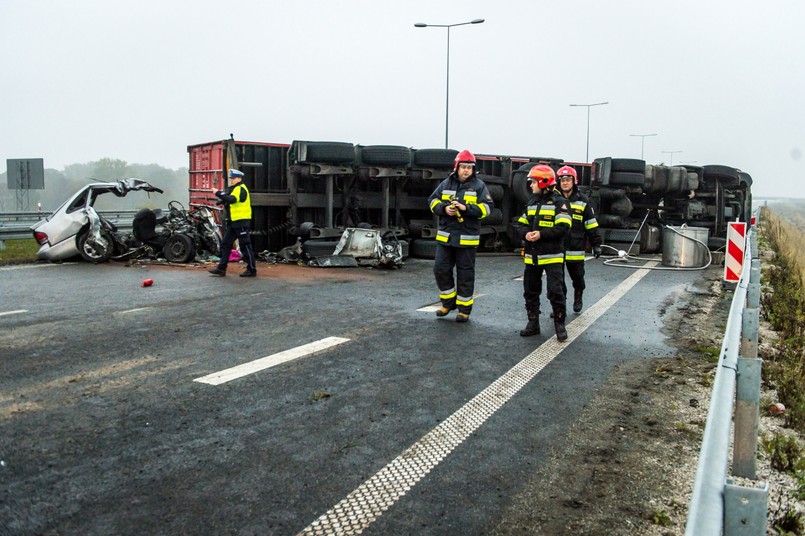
{"left": 0, "top": 239, "right": 40, "bottom": 265}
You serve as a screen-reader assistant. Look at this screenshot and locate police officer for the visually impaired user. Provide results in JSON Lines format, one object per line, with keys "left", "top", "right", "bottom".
{"left": 557, "top": 165, "right": 602, "bottom": 313}
{"left": 517, "top": 164, "right": 572, "bottom": 340}
{"left": 208, "top": 168, "right": 257, "bottom": 277}
{"left": 427, "top": 150, "right": 494, "bottom": 322}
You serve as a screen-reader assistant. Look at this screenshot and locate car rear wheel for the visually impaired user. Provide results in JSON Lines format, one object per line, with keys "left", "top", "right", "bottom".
{"left": 77, "top": 231, "right": 114, "bottom": 263}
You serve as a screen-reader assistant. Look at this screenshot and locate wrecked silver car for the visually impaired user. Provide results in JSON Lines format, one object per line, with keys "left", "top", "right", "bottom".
{"left": 31, "top": 178, "right": 221, "bottom": 263}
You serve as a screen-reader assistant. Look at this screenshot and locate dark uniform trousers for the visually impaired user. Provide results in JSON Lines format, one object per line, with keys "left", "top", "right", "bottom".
{"left": 524, "top": 263, "right": 565, "bottom": 317}
{"left": 434, "top": 244, "right": 476, "bottom": 314}
{"left": 217, "top": 221, "right": 256, "bottom": 273}
{"left": 563, "top": 261, "right": 586, "bottom": 295}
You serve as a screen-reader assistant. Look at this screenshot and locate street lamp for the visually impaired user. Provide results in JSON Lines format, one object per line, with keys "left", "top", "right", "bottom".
{"left": 661, "top": 150, "right": 683, "bottom": 165}
{"left": 629, "top": 133, "right": 657, "bottom": 160}
{"left": 414, "top": 18, "right": 485, "bottom": 149}
{"left": 569, "top": 102, "right": 608, "bottom": 163}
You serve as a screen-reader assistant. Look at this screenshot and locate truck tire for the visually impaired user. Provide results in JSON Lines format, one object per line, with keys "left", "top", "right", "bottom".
{"left": 737, "top": 171, "right": 753, "bottom": 187}
{"left": 702, "top": 165, "right": 740, "bottom": 187}
{"left": 413, "top": 148, "right": 458, "bottom": 169}
{"left": 512, "top": 163, "right": 536, "bottom": 207}
{"left": 359, "top": 145, "right": 412, "bottom": 167}
{"left": 483, "top": 208, "right": 504, "bottom": 225}
{"left": 301, "top": 142, "right": 356, "bottom": 164}
{"left": 486, "top": 183, "right": 504, "bottom": 204}
{"left": 410, "top": 238, "right": 438, "bottom": 259}
{"left": 667, "top": 167, "right": 684, "bottom": 192}
{"left": 610, "top": 158, "right": 645, "bottom": 173}
{"left": 609, "top": 172, "right": 645, "bottom": 187}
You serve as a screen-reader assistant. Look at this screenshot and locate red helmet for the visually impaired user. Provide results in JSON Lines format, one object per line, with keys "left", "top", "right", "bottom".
{"left": 527, "top": 164, "right": 556, "bottom": 189}
{"left": 556, "top": 165, "right": 578, "bottom": 184}
{"left": 453, "top": 149, "right": 476, "bottom": 170}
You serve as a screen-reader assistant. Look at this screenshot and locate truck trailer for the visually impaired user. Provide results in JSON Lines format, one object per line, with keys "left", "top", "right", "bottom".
{"left": 187, "top": 136, "right": 752, "bottom": 259}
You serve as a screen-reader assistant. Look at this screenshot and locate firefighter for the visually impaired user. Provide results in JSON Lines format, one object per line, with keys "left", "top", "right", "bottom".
{"left": 427, "top": 150, "right": 494, "bottom": 322}
{"left": 557, "top": 165, "right": 602, "bottom": 313}
{"left": 517, "top": 164, "right": 572, "bottom": 340}
{"left": 208, "top": 169, "right": 257, "bottom": 277}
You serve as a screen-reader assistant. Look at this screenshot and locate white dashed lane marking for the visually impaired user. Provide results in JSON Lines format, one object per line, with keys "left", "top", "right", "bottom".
{"left": 0, "top": 309, "right": 27, "bottom": 317}
{"left": 193, "top": 336, "right": 351, "bottom": 386}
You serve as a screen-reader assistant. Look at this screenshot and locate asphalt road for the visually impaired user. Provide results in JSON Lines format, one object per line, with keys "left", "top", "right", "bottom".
{"left": 0, "top": 254, "right": 706, "bottom": 535}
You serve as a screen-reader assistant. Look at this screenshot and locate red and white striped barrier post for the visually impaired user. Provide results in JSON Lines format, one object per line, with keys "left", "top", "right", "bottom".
{"left": 724, "top": 222, "right": 747, "bottom": 283}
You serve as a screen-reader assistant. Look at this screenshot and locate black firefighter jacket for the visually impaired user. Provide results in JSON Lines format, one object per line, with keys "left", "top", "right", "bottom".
{"left": 517, "top": 189, "right": 572, "bottom": 266}
{"left": 428, "top": 173, "right": 494, "bottom": 248}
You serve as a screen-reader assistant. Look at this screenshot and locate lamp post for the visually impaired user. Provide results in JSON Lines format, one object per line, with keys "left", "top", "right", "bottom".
{"left": 661, "top": 150, "right": 683, "bottom": 165}
{"left": 629, "top": 133, "right": 657, "bottom": 160}
{"left": 569, "top": 101, "right": 608, "bottom": 163}
{"left": 415, "top": 18, "right": 485, "bottom": 149}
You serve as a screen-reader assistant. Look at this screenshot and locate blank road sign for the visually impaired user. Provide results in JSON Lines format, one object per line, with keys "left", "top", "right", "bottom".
{"left": 7, "top": 158, "right": 45, "bottom": 189}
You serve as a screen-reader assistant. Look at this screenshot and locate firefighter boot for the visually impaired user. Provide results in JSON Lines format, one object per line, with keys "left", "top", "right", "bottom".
{"left": 573, "top": 289, "right": 583, "bottom": 313}
{"left": 519, "top": 312, "right": 540, "bottom": 337}
{"left": 554, "top": 309, "right": 568, "bottom": 342}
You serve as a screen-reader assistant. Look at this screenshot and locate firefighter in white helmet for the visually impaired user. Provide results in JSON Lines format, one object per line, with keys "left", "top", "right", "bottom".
{"left": 427, "top": 150, "right": 494, "bottom": 322}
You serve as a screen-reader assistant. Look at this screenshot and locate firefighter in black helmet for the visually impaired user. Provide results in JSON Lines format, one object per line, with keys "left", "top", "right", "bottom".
{"left": 427, "top": 150, "right": 494, "bottom": 322}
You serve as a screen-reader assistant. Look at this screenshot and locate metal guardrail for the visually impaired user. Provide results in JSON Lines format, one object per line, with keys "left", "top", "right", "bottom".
{"left": 0, "top": 211, "right": 138, "bottom": 242}
{"left": 685, "top": 227, "right": 767, "bottom": 535}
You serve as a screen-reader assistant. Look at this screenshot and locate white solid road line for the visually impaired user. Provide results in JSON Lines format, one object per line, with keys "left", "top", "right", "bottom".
{"left": 297, "top": 262, "right": 658, "bottom": 536}
{"left": 193, "top": 336, "right": 351, "bottom": 386}
{"left": 0, "top": 263, "right": 76, "bottom": 271}
{"left": 0, "top": 309, "right": 27, "bottom": 317}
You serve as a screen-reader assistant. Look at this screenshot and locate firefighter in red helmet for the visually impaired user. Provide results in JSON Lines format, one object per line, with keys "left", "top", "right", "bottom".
{"left": 427, "top": 150, "right": 494, "bottom": 322}
{"left": 516, "top": 164, "right": 572, "bottom": 340}
{"left": 556, "top": 165, "right": 602, "bottom": 313}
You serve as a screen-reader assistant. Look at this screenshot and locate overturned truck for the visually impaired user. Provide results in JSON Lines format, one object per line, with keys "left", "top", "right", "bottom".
{"left": 187, "top": 137, "right": 752, "bottom": 259}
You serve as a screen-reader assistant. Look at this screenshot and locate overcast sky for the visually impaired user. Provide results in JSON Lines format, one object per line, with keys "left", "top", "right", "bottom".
{"left": 2, "top": 0, "right": 803, "bottom": 198}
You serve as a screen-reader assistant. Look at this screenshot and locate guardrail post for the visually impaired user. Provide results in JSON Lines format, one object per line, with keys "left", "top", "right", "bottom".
{"left": 747, "top": 259, "right": 761, "bottom": 309}
{"left": 0, "top": 239, "right": 5, "bottom": 250}
{"left": 733, "top": 331, "right": 760, "bottom": 479}
{"left": 724, "top": 479, "right": 768, "bottom": 535}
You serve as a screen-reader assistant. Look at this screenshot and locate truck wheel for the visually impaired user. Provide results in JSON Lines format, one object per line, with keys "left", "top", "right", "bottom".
{"left": 300, "top": 142, "right": 356, "bottom": 164}
{"left": 410, "top": 238, "right": 438, "bottom": 259}
{"left": 483, "top": 208, "right": 504, "bottom": 225}
{"left": 610, "top": 158, "right": 645, "bottom": 173}
{"left": 163, "top": 234, "right": 196, "bottom": 263}
{"left": 78, "top": 231, "right": 114, "bottom": 263}
{"left": 413, "top": 148, "right": 458, "bottom": 169}
{"left": 609, "top": 172, "right": 645, "bottom": 186}
{"left": 702, "top": 165, "right": 740, "bottom": 187}
{"left": 512, "top": 163, "right": 537, "bottom": 207}
{"left": 359, "top": 145, "right": 413, "bottom": 167}
{"left": 486, "top": 184, "right": 504, "bottom": 204}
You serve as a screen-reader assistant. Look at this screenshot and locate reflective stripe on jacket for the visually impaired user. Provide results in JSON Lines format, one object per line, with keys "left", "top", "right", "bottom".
{"left": 427, "top": 173, "right": 494, "bottom": 248}
{"left": 562, "top": 187, "right": 601, "bottom": 262}
{"left": 516, "top": 190, "right": 570, "bottom": 265}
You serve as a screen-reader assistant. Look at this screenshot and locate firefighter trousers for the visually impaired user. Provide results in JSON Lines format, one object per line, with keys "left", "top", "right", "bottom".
{"left": 523, "top": 262, "right": 566, "bottom": 317}
{"left": 434, "top": 244, "right": 476, "bottom": 314}
{"left": 562, "top": 260, "right": 586, "bottom": 295}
